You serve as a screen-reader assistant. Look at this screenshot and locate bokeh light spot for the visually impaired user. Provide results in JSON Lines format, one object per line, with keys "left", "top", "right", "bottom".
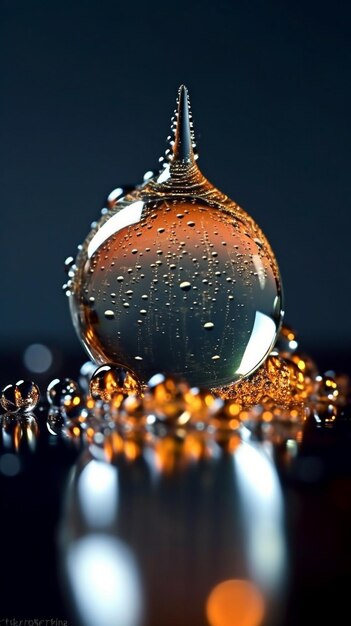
{"left": 23, "top": 343, "right": 53, "bottom": 373}
{"left": 206, "top": 579, "right": 265, "bottom": 626}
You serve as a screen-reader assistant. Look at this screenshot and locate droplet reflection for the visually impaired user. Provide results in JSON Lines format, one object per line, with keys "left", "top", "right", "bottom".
{"left": 61, "top": 437, "right": 286, "bottom": 626}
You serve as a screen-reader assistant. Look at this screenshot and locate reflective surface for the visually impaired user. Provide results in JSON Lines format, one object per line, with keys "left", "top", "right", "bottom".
{"left": 61, "top": 437, "right": 286, "bottom": 626}
{"left": 69, "top": 87, "right": 282, "bottom": 387}
{"left": 1, "top": 347, "right": 351, "bottom": 625}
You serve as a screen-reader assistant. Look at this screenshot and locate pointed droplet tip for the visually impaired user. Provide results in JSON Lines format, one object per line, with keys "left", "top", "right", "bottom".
{"left": 172, "top": 84, "right": 194, "bottom": 164}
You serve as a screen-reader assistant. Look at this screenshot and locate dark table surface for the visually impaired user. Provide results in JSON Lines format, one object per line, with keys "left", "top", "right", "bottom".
{"left": 0, "top": 347, "right": 350, "bottom": 626}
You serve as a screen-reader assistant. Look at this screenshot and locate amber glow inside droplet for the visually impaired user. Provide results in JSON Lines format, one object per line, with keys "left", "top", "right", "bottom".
{"left": 90, "top": 364, "right": 141, "bottom": 403}
{"left": 1, "top": 380, "right": 40, "bottom": 413}
{"left": 70, "top": 201, "right": 281, "bottom": 387}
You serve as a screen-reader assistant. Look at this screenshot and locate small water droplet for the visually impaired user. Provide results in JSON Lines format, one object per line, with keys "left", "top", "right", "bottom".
{"left": 104, "top": 310, "right": 115, "bottom": 319}
{"left": 179, "top": 281, "right": 191, "bottom": 291}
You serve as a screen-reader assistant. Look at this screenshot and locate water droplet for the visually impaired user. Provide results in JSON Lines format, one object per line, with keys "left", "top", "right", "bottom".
{"left": 180, "top": 281, "right": 191, "bottom": 291}
{"left": 90, "top": 364, "right": 141, "bottom": 403}
{"left": 1, "top": 381, "right": 40, "bottom": 413}
{"left": 64, "top": 256, "right": 75, "bottom": 271}
{"left": 47, "top": 378, "right": 81, "bottom": 415}
{"left": 68, "top": 85, "right": 282, "bottom": 387}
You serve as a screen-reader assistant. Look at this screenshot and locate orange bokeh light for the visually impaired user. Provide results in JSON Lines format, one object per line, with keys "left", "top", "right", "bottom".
{"left": 206, "top": 579, "right": 265, "bottom": 626}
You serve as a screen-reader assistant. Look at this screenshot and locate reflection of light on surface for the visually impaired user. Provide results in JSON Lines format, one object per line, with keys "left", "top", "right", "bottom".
{"left": 88, "top": 200, "right": 144, "bottom": 258}
{"left": 235, "top": 443, "right": 286, "bottom": 593}
{"left": 26, "top": 417, "right": 38, "bottom": 451}
{"left": 206, "top": 579, "right": 265, "bottom": 626}
{"left": 156, "top": 164, "right": 171, "bottom": 184}
{"left": 252, "top": 255, "right": 266, "bottom": 290}
{"left": 107, "top": 187, "right": 124, "bottom": 203}
{"left": 236, "top": 313, "right": 276, "bottom": 376}
{"left": 0, "top": 453, "right": 20, "bottom": 476}
{"left": 23, "top": 343, "right": 53, "bottom": 373}
{"left": 79, "top": 361, "right": 97, "bottom": 394}
{"left": 77, "top": 460, "right": 118, "bottom": 528}
{"left": 66, "top": 534, "right": 142, "bottom": 626}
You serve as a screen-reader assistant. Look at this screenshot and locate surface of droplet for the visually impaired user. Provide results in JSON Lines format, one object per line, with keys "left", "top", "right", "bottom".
{"left": 0, "top": 380, "right": 40, "bottom": 413}
{"left": 69, "top": 85, "right": 283, "bottom": 387}
{"left": 145, "top": 373, "right": 190, "bottom": 422}
{"left": 47, "top": 378, "right": 80, "bottom": 406}
{"left": 90, "top": 364, "right": 141, "bottom": 403}
{"left": 47, "top": 378, "right": 84, "bottom": 417}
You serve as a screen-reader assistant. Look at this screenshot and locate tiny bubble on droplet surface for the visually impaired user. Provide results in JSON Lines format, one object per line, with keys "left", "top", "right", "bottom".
{"left": 180, "top": 281, "right": 191, "bottom": 291}
{"left": 104, "top": 310, "right": 115, "bottom": 319}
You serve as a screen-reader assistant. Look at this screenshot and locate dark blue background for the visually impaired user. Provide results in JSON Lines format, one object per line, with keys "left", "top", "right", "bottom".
{"left": 1, "top": 0, "right": 350, "bottom": 357}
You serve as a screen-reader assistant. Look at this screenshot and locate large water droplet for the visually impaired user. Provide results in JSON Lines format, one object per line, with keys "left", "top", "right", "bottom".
{"left": 68, "top": 85, "right": 283, "bottom": 387}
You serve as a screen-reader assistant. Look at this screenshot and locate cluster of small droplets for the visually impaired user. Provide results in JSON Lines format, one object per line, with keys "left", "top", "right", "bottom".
{"left": 42, "top": 327, "right": 349, "bottom": 450}
{"left": 62, "top": 254, "right": 78, "bottom": 298}
{"left": 0, "top": 327, "right": 349, "bottom": 459}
